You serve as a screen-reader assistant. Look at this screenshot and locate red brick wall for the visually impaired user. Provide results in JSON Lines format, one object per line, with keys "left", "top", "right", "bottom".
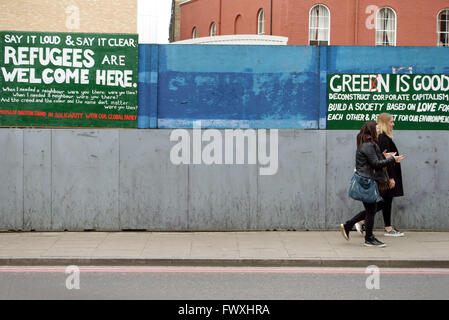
{"left": 284, "top": 0, "right": 356, "bottom": 45}
{"left": 180, "top": 0, "right": 449, "bottom": 46}
{"left": 181, "top": 0, "right": 272, "bottom": 38}
{"left": 357, "top": 0, "right": 449, "bottom": 47}
{"left": 221, "top": 0, "right": 271, "bottom": 35}
{"left": 180, "top": 0, "right": 220, "bottom": 39}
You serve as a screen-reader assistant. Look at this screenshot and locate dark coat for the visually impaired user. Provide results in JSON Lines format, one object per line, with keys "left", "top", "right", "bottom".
{"left": 356, "top": 142, "right": 395, "bottom": 181}
{"left": 378, "top": 133, "right": 404, "bottom": 197}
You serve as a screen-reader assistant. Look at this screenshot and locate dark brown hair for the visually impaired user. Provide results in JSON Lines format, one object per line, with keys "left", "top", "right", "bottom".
{"left": 356, "top": 121, "right": 378, "bottom": 148}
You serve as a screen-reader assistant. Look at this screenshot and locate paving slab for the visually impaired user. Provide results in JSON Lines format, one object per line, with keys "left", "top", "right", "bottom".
{"left": 0, "top": 231, "right": 447, "bottom": 268}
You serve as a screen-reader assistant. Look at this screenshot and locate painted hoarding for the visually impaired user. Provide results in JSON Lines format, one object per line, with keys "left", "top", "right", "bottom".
{"left": 327, "top": 73, "right": 449, "bottom": 130}
{"left": 0, "top": 31, "right": 138, "bottom": 127}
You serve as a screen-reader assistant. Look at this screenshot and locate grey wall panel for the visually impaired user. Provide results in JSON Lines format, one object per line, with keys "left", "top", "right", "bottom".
{"left": 119, "top": 130, "right": 188, "bottom": 230}
{"left": 258, "top": 130, "right": 326, "bottom": 230}
{"left": 188, "top": 163, "right": 258, "bottom": 230}
{"left": 23, "top": 130, "right": 52, "bottom": 231}
{"left": 187, "top": 129, "right": 258, "bottom": 230}
{"left": 391, "top": 131, "right": 449, "bottom": 230}
{"left": 51, "top": 130, "right": 119, "bottom": 231}
{"left": 325, "top": 130, "right": 359, "bottom": 230}
{"left": 0, "top": 130, "right": 23, "bottom": 230}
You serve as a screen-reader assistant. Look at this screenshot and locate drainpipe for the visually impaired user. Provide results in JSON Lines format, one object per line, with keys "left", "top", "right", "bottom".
{"left": 219, "top": 0, "right": 222, "bottom": 35}
{"left": 270, "top": 0, "right": 273, "bottom": 35}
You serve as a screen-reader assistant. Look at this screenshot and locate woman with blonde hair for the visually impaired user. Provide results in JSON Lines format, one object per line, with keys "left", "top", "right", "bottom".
{"left": 355, "top": 113, "right": 405, "bottom": 237}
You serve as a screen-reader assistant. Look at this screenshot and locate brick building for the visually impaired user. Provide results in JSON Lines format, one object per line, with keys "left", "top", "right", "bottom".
{"left": 178, "top": 0, "right": 449, "bottom": 46}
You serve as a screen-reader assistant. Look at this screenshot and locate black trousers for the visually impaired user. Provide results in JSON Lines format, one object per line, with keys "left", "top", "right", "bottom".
{"left": 380, "top": 196, "right": 393, "bottom": 227}
{"left": 346, "top": 202, "right": 379, "bottom": 239}
{"left": 345, "top": 196, "right": 394, "bottom": 239}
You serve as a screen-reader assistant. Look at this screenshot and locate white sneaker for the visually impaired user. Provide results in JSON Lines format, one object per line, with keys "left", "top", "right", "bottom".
{"left": 355, "top": 222, "right": 365, "bottom": 236}
{"left": 384, "top": 228, "right": 404, "bottom": 237}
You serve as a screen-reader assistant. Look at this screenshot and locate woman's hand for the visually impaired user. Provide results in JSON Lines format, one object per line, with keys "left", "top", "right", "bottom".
{"left": 383, "top": 150, "right": 397, "bottom": 158}
{"left": 389, "top": 178, "right": 396, "bottom": 189}
{"left": 393, "top": 155, "right": 405, "bottom": 163}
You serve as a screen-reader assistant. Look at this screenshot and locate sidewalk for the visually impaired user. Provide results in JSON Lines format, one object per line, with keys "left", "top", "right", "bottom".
{"left": 0, "top": 231, "right": 448, "bottom": 268}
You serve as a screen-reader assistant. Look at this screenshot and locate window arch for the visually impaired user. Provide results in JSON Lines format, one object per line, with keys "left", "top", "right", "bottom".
{"left": 309, "top": 4, "right": 330, "bottom": 45}
{"left": 258, "top": 9, "right": 265, "bottom": 35}
{"left": 210, "top": 22, "right": 217, "bottom": 36}
{"left": 234, "top": 14, "right": 242, "bottom": 34}
{"left": 376, "top": 7, "right": 396, "bottom": 46}
{"left": 437, "top": 9, "right": 449, "bottom": 47}
{"left": 192, "top": 27, "right": 198, "bottom": 39}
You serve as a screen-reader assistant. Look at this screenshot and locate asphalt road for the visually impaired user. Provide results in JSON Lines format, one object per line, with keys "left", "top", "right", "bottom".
{"left": 1, "top": 266, "right": 449, "bottom": 300}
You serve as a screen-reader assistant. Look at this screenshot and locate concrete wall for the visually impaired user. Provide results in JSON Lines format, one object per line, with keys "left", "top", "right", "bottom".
{"left": 1, "top": 129, "right": 447, "bottom": 231}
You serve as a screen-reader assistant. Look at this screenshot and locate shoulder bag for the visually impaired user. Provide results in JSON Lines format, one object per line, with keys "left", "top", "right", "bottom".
{"left": 348, "top": 172, "right": 383, "bottom": 203}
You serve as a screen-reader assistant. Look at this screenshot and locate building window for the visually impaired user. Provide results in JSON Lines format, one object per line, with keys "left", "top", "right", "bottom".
{"left": 234, "top": 14, "right": 242, "bottom": 34}
{"left": 438, "top": 9, "right": 449, "bottom": 47}
{"left": 376, "top": 7, "right": 396, "bottom": 46}
{"left": 192, "top": 27, "right": 198, "bottom": 38}
{"left": 258, "top": 9, "right": 265, "bottom": 35}
{"left": 309, "top": 4, "right": 330, "bottom": 45}
{"left": 210, "top": 22, "right": 217, "bottom": 36}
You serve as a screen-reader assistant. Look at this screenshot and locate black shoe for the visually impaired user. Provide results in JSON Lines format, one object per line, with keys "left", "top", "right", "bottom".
{"left": 340, "top": 224, "right": 350, "bottom": 241}
{"left": 364, "top": 237, "right": 386, "bottom": 248}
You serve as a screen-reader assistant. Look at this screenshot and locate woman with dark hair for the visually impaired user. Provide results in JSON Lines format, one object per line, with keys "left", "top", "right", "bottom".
{"left": 340, "top": 121, "right": 405, "bottom": 247}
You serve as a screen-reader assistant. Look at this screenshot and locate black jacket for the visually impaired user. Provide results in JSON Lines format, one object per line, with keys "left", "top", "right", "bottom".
{"left": 356, "top": 142, "right": 395, "bottom": 182}
{"left": 378, "top": 133, "right": 404, "bottom": 197}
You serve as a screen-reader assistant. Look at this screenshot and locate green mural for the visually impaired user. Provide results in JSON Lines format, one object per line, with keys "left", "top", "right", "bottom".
{"left": 0, "top": 31, "right": 138, "bottom": 128}
{"left": 327, "top": 74, "right": 449, "bottom": 130}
